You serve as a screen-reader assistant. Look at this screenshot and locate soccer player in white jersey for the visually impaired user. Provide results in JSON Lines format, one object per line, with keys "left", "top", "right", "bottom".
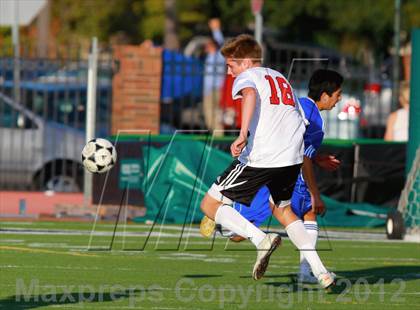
{"left": 204, "top": 70, "right": 343, "bottom": 287}
{"left": 200, "top": 35, "right": 335, "bottom": 287}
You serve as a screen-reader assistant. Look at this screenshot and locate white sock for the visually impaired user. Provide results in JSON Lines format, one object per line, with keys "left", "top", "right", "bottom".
{"left": 300, "top": 221, "right": 318, "bottom": 275}
{"left": 285, "top": 220, "right": 327, "bottom": 277}
{"left": 215, "top": 204, "right": 266, "bottom": 247}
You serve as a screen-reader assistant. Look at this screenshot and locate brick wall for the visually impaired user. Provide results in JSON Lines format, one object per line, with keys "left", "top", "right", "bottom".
{"left": 0, "top": 191, "right": 84, "bottom": 216}
{"left": 112, "top": 41, "right": 162, "bottom": 134}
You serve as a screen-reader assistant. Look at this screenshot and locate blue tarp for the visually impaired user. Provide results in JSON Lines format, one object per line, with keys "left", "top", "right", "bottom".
{"left": 161, "top": 50, "right": 203, "bottom": 100}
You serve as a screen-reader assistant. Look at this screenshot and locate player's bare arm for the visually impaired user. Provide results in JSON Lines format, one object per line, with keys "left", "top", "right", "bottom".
{"left": 230, "top": 87, "right": 256, "bottom": 157}
{"left": 302, "top": 156, "right": 325, "bottom": 216}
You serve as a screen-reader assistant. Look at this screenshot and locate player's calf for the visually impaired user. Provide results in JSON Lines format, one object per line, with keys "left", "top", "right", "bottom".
{"left": 230, "top": 235, "right": 247, "bottom": 242}
{"left": 200, "top": 193, "right": 222, "bottom": 220}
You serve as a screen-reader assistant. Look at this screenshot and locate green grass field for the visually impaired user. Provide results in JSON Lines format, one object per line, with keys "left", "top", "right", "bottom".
{"left": 1, "top": 221, "right": 419, "bottom": 309}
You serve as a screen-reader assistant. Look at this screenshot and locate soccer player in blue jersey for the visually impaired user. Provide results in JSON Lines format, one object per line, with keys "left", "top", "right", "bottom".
{"left": 287, "top": 69, "right": 342, "bottom": 283}
{"left": 202, "top": 69, "right": 343, "bottom": 285}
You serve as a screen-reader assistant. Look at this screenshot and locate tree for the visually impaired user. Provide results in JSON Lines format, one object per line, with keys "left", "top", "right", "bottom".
{"left": 50, "top": 0, "right": 165, "bottom": 45}
{"left": 263, "top": 0, "right": 420, "bottom": 61}
{"left": 1, "top": 0, "right": 419, "bottom": 62}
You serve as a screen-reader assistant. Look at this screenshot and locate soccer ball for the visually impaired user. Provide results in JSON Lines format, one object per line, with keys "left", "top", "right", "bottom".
{"left": 81, "top": 138, "right": 117, "bottom": 173}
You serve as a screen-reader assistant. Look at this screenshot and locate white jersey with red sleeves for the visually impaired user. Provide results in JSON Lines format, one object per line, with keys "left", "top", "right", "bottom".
{"left": 232, "top": 67, "right": 306, "bottom": 168}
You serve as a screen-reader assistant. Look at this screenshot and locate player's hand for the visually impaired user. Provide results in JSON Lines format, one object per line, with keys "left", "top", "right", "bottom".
{"left": 209, "top": 18, "right": 221, "bottom": 30}
{"left": 311, "top": 194, "right": 326, "bottom": 216}
{"left": 315, "top": 154, "right": 341, "bottom": 172}
{"left": 230, "top": 135, "right": 247, "bottom": 157}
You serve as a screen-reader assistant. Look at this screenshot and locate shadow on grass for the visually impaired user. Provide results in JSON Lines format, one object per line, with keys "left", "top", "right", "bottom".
{"left": 264, "top": 281, "right": 324, "bottom": 294}
{"left": 336, "top": 265, "right": 420, "bottom": 284}
{"left": 261, "top": 265, "right": 420, "bottom": 295}
{"left": 0, "top": 288, "right": 160, "bottom": 310}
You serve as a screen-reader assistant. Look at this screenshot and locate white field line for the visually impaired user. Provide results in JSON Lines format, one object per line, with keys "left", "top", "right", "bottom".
{"left": 0, "top": 226, "right": 200, "bottom": 232}
{"left": 2, "top": 242, "right": 419, "bottom": 266}
{"left": 0, "top": 240, "right": 251, "bottom": 249}
{"left": 2, "top": 225, "right": 419, "bottom": 243}
{"left": 0, "top": 239, "right": 407, "bottom": 252}
{"left": 1, "top": 225, "right": 200, "bottom": 233}
{"left": 0, "top": 231, "right": 410, "bottom": 244}
{"left": 0, "top": 222, "right": 200, "bottom": 231}
{"left": 0, "top": 230, "right": 203, "bottom": 238}
{"left": 157, "top": 256, "right": 235, "bottom": 263}
{"left": 2, "top": 223, "right": 386, "bottom": 237}
{"left": 0, "top": 221, "right": 409, "bottom": 241}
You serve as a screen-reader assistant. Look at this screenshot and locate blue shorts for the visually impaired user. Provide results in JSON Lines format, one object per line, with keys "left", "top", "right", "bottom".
{"left": 290, "top": 186, "right": 312, "bottom": 219}
{"left": 233, "top": 186, "right": 272, "bottom": 227}
{"left": 234, "top": 185, "right": 312, "bottom": 225}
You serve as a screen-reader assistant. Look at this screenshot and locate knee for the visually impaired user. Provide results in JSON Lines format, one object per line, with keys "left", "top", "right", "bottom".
{"left": 282, "top": 205, "right": 297, "bottom": 218}
{"left": 273, "top": 204, "right": 298, "bottom": 227}
{"left": 275, "top": 206, "right": 286, "bottom": 217}
{"left": 200, "top": 199, "right": 207, "bottom": 213}
{"left": 304, "top": 209, "right": 317, "bottom": 221}
{"left": 200, "top": 194, "right": 212, "bottom": 218}
{"left": 200, "top": 194, "right": 218, "bottom": 219}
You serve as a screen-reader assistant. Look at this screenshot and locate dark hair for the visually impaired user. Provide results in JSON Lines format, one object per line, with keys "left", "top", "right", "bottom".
{"left": 220, "top": 34, "right": 262, "bottom": 63}
{"left": 308, "top": 69, "right": 343, "bottom": 101}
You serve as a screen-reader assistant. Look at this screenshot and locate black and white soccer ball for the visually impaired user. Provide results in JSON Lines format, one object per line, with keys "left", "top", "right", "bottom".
{"left": 81, "top": 138, "right": 117, "bottom": 174}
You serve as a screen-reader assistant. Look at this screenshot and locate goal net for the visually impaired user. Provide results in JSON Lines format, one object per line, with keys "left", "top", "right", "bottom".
{"left": 397, "top": 147, "right": 420, "bottom": 240}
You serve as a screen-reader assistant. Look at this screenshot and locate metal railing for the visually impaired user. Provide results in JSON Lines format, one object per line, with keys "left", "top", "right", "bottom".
{"left": 0, "top": 45, "right": 112, "bottom": 192}
{"left": 264, "top": 39, "right": 369, "bottom": 140}
{"left": 0, "top": 39, "right": 387, "bottom": 192}
{"left": 162, "top": 39, "right": 371, "bottom": 140}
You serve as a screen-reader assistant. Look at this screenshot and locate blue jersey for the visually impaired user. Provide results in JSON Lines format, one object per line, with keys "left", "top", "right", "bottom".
{"left": 294, "top": 97, "right": 324, "bottom": 192}
{"left": 291, "top": 97, "right": 325, "bottom": 218}
{"left": 233, "top": 97, "right": 325, "bottom": 222}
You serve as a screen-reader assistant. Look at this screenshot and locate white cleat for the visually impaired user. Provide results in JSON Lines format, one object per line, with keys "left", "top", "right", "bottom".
{"left": 317, "top": 272, "right": 336, "bottom": 289}
{"left": 297, "top": 272, "right": 318, "bottom": 284}
{"left": 252, "top": 233, "right": 282, "bottom": 280}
